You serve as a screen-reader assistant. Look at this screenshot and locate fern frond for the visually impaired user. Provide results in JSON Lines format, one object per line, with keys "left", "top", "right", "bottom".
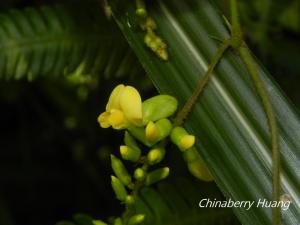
{"left": 0, "top": 4, "right": 141, "bottom": 80}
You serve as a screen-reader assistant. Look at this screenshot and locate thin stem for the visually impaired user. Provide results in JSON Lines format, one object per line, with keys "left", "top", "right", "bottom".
{"left": 173, "top": 39, "right": 231, "bottom": 127}
{"left": 239, "top": 43, "right": 280, "bottom": 225}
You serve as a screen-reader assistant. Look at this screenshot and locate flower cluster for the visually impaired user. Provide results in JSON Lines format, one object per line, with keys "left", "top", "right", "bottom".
{"left": 97, "top": 84, "right": 212, "bottom": 225}
{"left": 135, "top": 0, "right": 168, "bottom": 60}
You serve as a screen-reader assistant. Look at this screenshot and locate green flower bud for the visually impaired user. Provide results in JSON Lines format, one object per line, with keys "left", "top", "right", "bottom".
{"left": 128, "top": 214, "right": 145, "bottom": 225}
{"left": 124, "top": 131, "right": 141, "bottom": 151}
{"left": 111, "top": 155, "right": 132, "bottom": 186}
{"left": 125, "top": 195, "right": 135, "bottom": 206}
{"left": 142, "top": 95, "right": 178, "bottom": 124}
{"left": 93, "top": 220, "right": 108, "bottom": 225}
{"left": 120, "top": 145, "right": 141, "bottom": 162}
{"left": 111, "top": 176, "right": 128, "bottom": 201}
{"left": 128, "top": 126, "right": 152, "bottom": 147}
{"left": 113, "top": 218, "right": 123, "bottom": 225}
{"left": 136, "top": 8, "right": 147, "bottom": 17}
{"left": 145, "top": 121, "right": 159, "bottom": 142}
{"left": 183, "top": 148, "right": 213, "bottom": 182}
{"left": 182, "top": 147, "right": 198, "bottom": 163}
{"left": 147, "top": 147, "right": 166, "bottom": 165}
{"left": 171, "top": 127, "right": 195, "bottom": 151}
{"left": 134, "top": 168, "right": 146, "bottom": 181}
{"left": 145, "top": 119, "right": 172, "bottom": 143}
{"left": 145, "top": 167, "right": 169, "bottom": 186}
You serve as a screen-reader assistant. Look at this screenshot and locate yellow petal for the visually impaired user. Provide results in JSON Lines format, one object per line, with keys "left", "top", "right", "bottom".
{"left": 180, "top": 135, "right": 195, "bottom": 150}
{"left": 119, "top": 86, "right": 142, "bottom": 126}
{"left": 145, "top": 121, "right": 159, "bottom": 142}
{"left": 109, "top": 109, "right": 126, "bottom": 129}
{"left": 97, "top": 112, "right": 111, "bottom": 128}
{"left": 106, "top": 84, "right": 125, "bottom": 111}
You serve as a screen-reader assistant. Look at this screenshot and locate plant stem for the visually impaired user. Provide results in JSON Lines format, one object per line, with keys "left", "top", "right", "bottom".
{"left": 239, "top": 43, "right": 280, "bottom": 225}
{"left": 173, "top": 39, "right": 231, "bottom": 127}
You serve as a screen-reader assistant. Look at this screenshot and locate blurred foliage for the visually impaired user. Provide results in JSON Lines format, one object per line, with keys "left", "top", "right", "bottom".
{"left": 219, "top": 0, "right": 300, "bottom": 107}
{"left": 0, "top": 0, "right": 299, "bottom": 225}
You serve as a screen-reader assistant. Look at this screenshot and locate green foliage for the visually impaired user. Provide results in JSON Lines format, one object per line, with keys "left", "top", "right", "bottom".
{"left": 135, "top": 179, "right": 240, "bottom": 225}
{"left": 0, "top": 4, "right": 141, "bottom": 80}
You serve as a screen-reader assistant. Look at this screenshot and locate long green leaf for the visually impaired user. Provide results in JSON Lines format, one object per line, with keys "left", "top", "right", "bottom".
{"left": 110, "top": 0, "right": 300, "bottom": 224}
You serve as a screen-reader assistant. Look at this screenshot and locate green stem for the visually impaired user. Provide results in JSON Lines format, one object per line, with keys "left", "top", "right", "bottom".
{"left": 173, "top": 39, "right": 231, "bottom": 126}
{"left": 239, "top": 43, "right": 280, "bottom": 225}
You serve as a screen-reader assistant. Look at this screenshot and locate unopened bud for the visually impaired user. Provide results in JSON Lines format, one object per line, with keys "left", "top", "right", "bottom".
{"left": 147, "top": 147, "right": 166, "bottom": 165}
{"left": 146, "top": 167, "right": 169, "bottom": 186}
{"left": 145, "top": 121, "right": 160, "bottom": 142}
{"left": 128, "top": 214, "right": 145, "bottom": 225}
{"left": 142, "top": 95, "right": 178, "bottom": 124}
{"left": 93, "top": 220, "right": 108, "bottom": 225}
{"left": 171, "top": 127, "right": 195, "bottom": 151}
{"left": 183, "top": 148, "right": 213, "bottom": 182}
{"left": 134, "top": 168, "right": 146, "bottom": 181}
{"left": 111, "top": 176, "right": 127, "bottom": 201}
{"left": 113, "top": 218, "right": 123, "bottom": 225}
{"left": 120, "top": 145, "right": 141, "bottom": 162}
{"left": 125, "top": 195, "right": 135, "bottom": 206}
{"left": 111, "top": 155, "right": 132, "bottom": 186}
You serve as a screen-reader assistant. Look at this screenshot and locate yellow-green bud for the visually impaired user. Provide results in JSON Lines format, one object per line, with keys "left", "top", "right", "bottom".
{"left": 183, "top": 148, "right": 213, "bottom": 182}
{"left": 124, "top": 131, "right": 140, "bottom": 151}
{"left": 113, "top": 218, "right": 123, "bottom": 225}
{"left": 183, "top": 147, "right": 198, "bottom": 162}
{"left": 111, "top": 176, "right": 128, "bottom": 201}
{"left": 134, "top": 168, "right": 146, "bottom": 181}
{"left": 128, "top": 127, "right": 152, "bottom": 147}
{"left": 125, "top": 195, "right": 135, "bottom": 206}
{"left": 145, "top": 167, "right": 170, "bottom": 186}
{"left": 111, "top": 155, "right": 132, "bottom": 186}
{"left": 128, "top": 214, "right": 145, "bottom": 225}
{"left": 136, "top": 8, "right": 147, "bottom": 17}
{"left": 142, "top": 95, "right": 178, "bottom": 124}
{"left": 120, "top": 145, "right": 141, "bottom": 162}
{"left": 147, "top": 147, "right": 166, "bottom": 165}
{"left": 145, "top": 121, "right": 160, "bottom": 142}
{"left": 93, "top": 220, "right": 108, "bottom": 225}
{"left": 145, "top": 119, "right": 172, "bottom": 144}
{"left": 171, "top": 127, "right": 195, "bottom": 151}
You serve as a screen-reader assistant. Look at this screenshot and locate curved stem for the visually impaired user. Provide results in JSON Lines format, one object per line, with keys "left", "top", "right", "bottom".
{"left": 173, "top": 39, "right": 231, "bottom": 126}
{"left": 239, "top": 43, "right": 280, "bottom": 225}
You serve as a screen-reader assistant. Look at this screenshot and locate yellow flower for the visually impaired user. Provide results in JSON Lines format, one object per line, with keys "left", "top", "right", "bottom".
{"left": 98, "top": 84, "right": 143, "bottom": 129}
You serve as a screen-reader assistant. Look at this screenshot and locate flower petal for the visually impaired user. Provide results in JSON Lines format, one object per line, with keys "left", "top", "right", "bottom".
{"left": 109, "top": 109, "right": 127, "bottom": 129}
{"left": 106, "top": 84, "right": 125, "bottom": 111}
{"left": 119, "top": 86, "right": 143, "bottom": 126}
{"left": 97, "top": 112, "right": 111, "bottom": 128}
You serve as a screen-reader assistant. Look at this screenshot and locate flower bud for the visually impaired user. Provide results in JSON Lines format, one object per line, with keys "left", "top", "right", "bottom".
{"left": 93, "top": 220, "right": 108, "bottom": 225}
{"left": 145, "top": 121, "right": 159, "bottom": 142}
{"left": 147, "top": 147, "right": 166, "bottom": 165}
{"left": 183, "top": 148, "right": 213, "bottom": 182}
{"left": 111, "top": 176, "right": 128, "bottom": 201}
{"left": 120, "top": 145, "right": 141, "bottom": 162}
{"left": 145, "top": 167, "right": 170, "bottom": 186}
{"left": 171, "top": 127, "right": 195, "bottom": 151}
{"left": 111, "top": 155, "right": 132, "bottom": 186}
{"left": 128, "top": 126, "right": 152, "bottom": 147}
{"left": 142, "top": 95, "right": 178, "bottom": 124}
{"left": 128, "top": 214, "right": 145, "bottom": 225}
{"left": 145, "top": 119, "right": 172, "bottom": 144}
{"left": 134, "top": 168, "right": 146, "bottom": 181}
{"left": 125, "top": 195, "right": 135, "bottom": 206}
{"left": 113, "top": 218, "right": 123, "bottom": 225}
{"left": 124, "top": 131, "right": 140, "bottom": 151}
